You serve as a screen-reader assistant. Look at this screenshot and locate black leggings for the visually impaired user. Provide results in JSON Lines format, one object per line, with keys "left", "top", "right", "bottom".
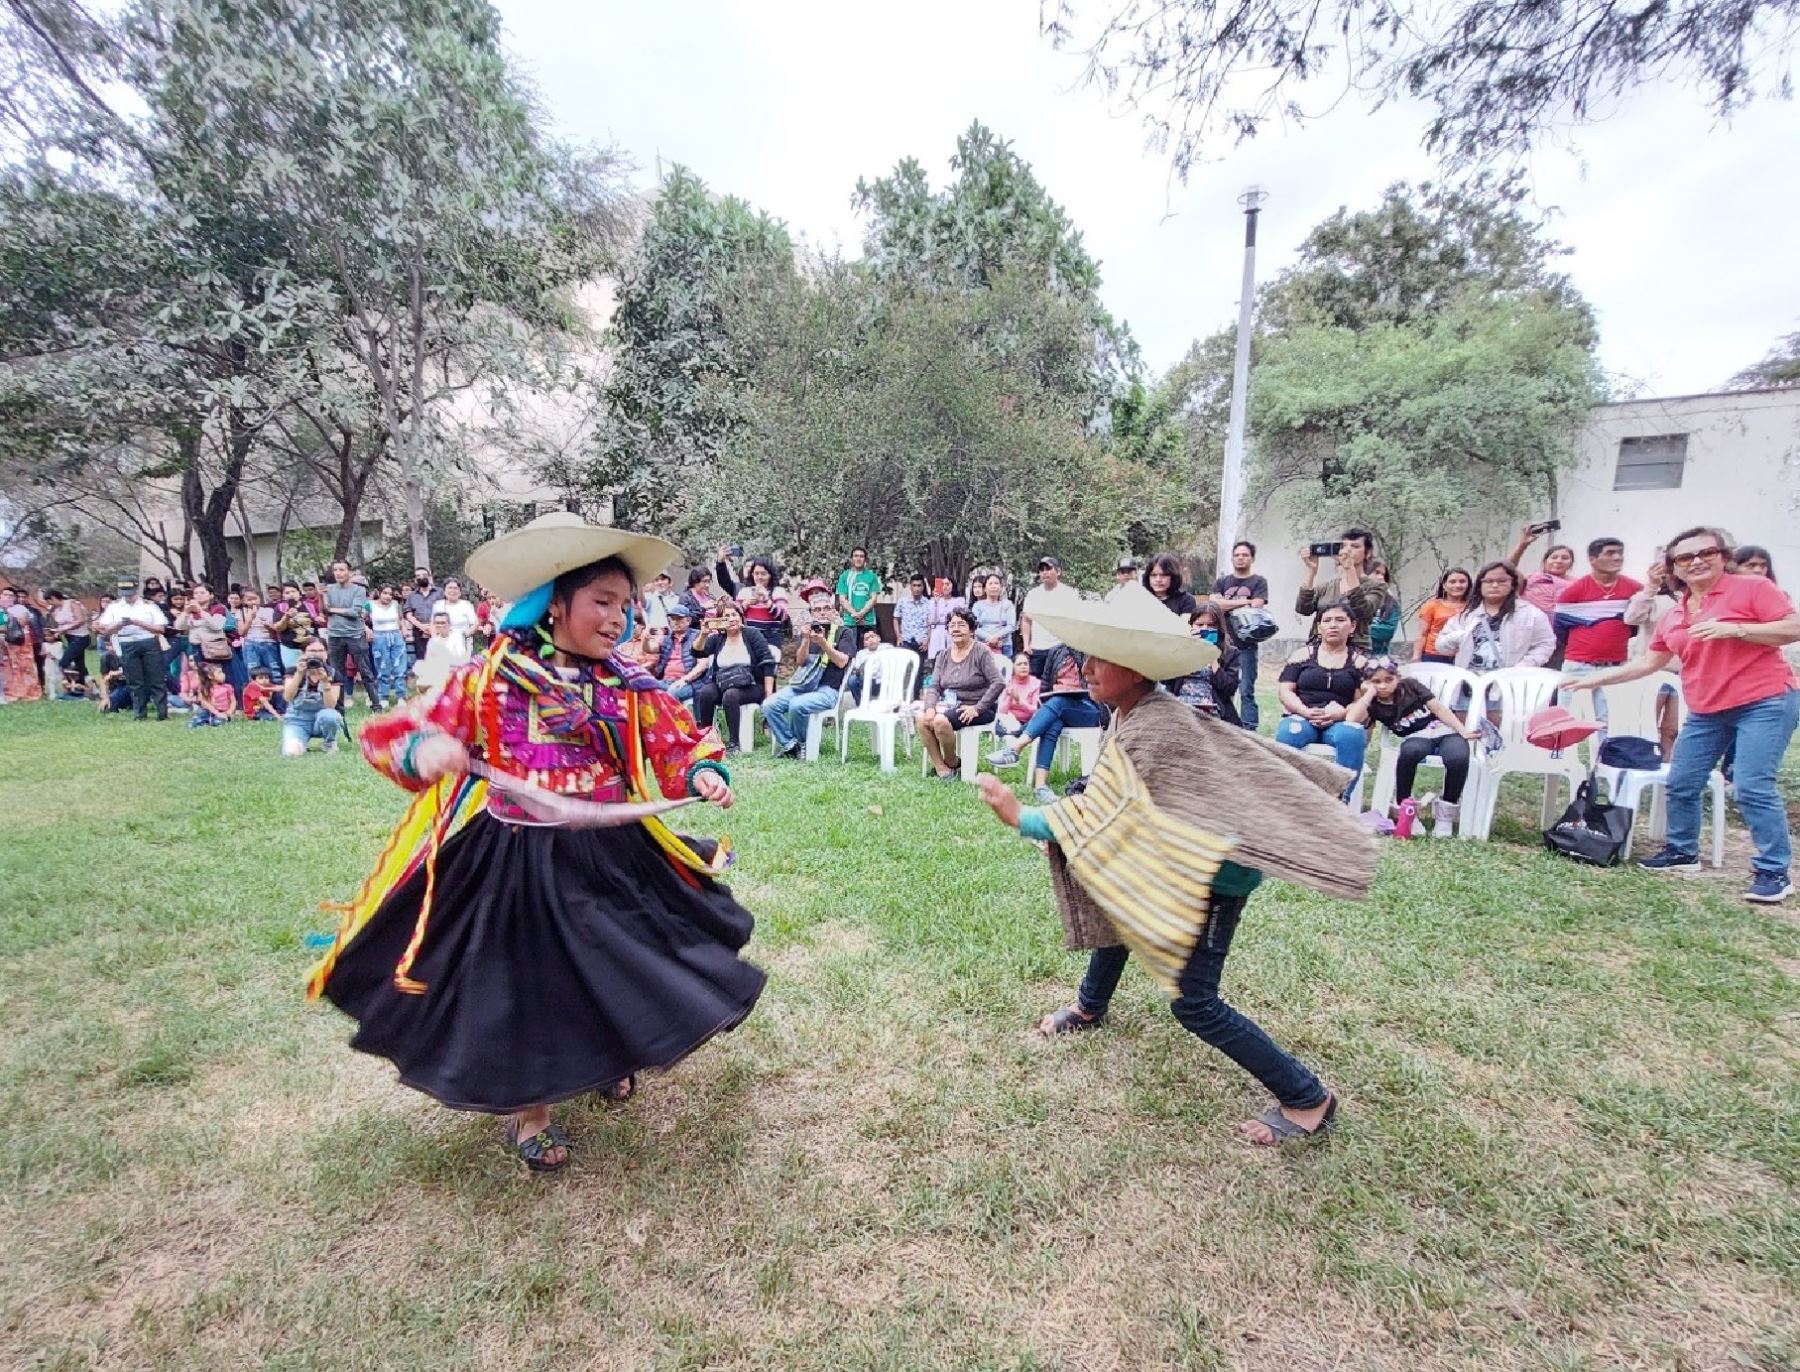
{"left": 691, "top": 681, "right": 764, "bottom": 749}
{"left": 1395, "top": 732, "right": 1471, "bottom": 803}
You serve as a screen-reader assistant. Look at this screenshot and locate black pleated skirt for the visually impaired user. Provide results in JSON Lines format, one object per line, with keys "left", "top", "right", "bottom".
{"left": 322, "top": 815, "right": 766, "bottom": 1113}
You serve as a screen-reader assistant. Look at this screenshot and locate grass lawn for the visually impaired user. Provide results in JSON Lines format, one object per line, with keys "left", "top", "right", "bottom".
{"left": 1, "top": 698, "right": 1796, "bottom": 1371}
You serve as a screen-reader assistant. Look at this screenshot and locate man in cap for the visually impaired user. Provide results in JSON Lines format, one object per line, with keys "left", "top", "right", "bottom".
{"left": 1020, "top": 555, "right": 1079, "bottom": 680}
{"left": 977, "top": 584, "right": 1375, "bottom": 1146}
{"left": 94, "top": 577, "right": 169, "bottom": 720}
{"left": 1106, "top": 555, "right": 1140, "bottom": 602}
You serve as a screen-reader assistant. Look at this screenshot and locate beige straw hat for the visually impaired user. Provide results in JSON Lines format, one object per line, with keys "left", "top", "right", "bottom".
{"left": 463, "top": 512, "right": 681, "bottom": 599}
{"left": 1028, "top": 583, "right": 1218, "bottom": 681}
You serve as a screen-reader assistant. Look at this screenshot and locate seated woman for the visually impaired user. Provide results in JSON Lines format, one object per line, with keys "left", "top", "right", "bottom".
{"left": 1345, "top": 656, "right": 1482, "bottom": 836}
{"left": 1275, "top": 601, "right": 1368, "bottom": 796}
{"left": 917, "top": 609, "right": 1004, "bottom": 779}
{"left": 1435, "top": 561, "right": 1556, "bottom": 671}
{"left": 986, "top": 640, "right": 1103, "bottom": 805}
{"left": 689, "top": 601, "right": 776, "bottom": 752}
{"left": 1171, "top": 602, "right": 1242, "bottom": 727}
{"left": 994, "top": 652, "right": 1041, "bottom": 737}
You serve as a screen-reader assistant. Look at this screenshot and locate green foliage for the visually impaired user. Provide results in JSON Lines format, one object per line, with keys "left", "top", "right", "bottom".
{"left": 1729, "top": 328, "right": 1800, "bottom": 389}
{"left": 1251, "top": 293, "right": 1604, "bottom": 576}
{"left": 1045, "top": 0, "right": 1796, "bottom": 169}
{"left": 569, "top": 166, "right": 793, "bottom": 533}
{"left": 695, "top": 263, "right": 1145, "bottom": 585}
{"left": 1263, "top": 179, "right": 1594, "bottom": 337}
{"left": 854, "top": 120, "right": 1135, "bottom": 412}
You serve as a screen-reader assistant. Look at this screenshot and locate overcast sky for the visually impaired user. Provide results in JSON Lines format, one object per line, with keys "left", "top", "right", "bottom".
{"left": 493, "top": 0, "right": 1798, "bottom": 398}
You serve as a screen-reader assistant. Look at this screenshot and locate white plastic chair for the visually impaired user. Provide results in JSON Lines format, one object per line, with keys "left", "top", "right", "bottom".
{"left": 1461, "top": 667, "right": 1587, "bottom": 841}
{"left": 1367, "top": 663, "right": 1483, "bottom": 825}
{"left": 1053, "top": 726, "right": 1107, "bottom": 778}
{"left": 736, "top": 702, "right": 759, "bottom": 755}
{"left": 838, "top": 647, "right": 920, "bottom": 772}
{"left": 1589, "top": 671, "right": 1725, "bottom": 866}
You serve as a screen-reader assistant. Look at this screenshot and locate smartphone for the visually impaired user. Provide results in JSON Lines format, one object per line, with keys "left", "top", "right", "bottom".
{"left": 1529, "top": 519, "right": 1562, "bottom": 535}
{"left": 727, "top": 544, "right": 744, "bottom": 558}
{"left": 1309, "top": 540, "right": 1343, "bottom": 559}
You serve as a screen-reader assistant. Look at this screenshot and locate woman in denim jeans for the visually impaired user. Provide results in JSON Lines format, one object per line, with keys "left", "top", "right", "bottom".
{"left": 368, "top": 584, "right": 411, "bottom": 707}
{"left": 986, "top": 643, "right": 1103, "bottom": 805}
{"left": 1565, "top": 528, "right": 1800, "bottom": 905}
{"left": 1274, "top": 602, "right": 1369, "bottom": 800}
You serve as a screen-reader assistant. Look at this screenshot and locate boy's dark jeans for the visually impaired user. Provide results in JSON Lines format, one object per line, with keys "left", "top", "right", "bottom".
{"left": 1076, "top": 893, "right": 1327, "bottom": 1111}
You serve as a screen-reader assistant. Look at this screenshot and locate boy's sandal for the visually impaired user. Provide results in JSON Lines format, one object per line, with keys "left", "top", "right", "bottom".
{"left": 505, "top": 1119, "right": 573, "bottom": 1172}
{"left": 1037, "top": 1004, "right": 1105, "bottom": 1037}
{"left": 1247, "top": 1093, "right": 1338, "bottom": 1147}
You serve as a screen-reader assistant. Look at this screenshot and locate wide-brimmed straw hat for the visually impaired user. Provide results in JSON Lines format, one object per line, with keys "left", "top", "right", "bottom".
{"left": 1028, "top": 584, "right": 1218, "bottom": 681}
{"left": 464, "top": 512, "right": 681, "bottom": 599}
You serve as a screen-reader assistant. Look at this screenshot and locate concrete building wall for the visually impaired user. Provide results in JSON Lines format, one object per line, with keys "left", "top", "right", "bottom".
{"left": 1239, "top": 386, "right": 1800, "bottom": 648}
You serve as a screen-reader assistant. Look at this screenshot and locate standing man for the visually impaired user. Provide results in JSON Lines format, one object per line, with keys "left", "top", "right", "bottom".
{"left": 403, "top": 566, "right": 437, "bottom": 663}
{"left": 1106, "top": 556, "right": 1140, "bottom": 601}
{"left": 1021, "top": 556, "right": 1079, "bottom": 680}
{"left": 835, "top": 546, "right": 882, "bottom": 636}
{"left": 1212, "top": 540, "right": 1270, "bottom": 729}
{"left": 642, "top": 571, "right": 680, "bottom": 631}
{"left": 1555, "top": 537, "right": 1642, "bottom": 723}
{"left": 94, "top": 577, "right": 169, "bottom": 720}
{"left": 323, "top": 559, "right": 380, "bottom": 710}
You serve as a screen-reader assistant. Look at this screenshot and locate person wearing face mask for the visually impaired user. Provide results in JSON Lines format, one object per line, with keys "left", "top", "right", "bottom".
{"left": 403, "top": 567, "right": 438, "bottom": 663}
{"left": 310, "top": 513, "right": 765, "bottom": 1174}
{"left": 1172, "top": 603, "right": 1242, "bottom": 727}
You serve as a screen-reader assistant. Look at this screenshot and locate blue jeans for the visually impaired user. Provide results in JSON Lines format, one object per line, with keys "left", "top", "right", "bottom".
{"left": 243, "top": 640, "right": 283, "bottom": 680}
{"left": 1666, "top": 688, "right": 1796, "bottom": 877}
{"left": 282, "top": 708, "right": 347, "bottom": 753}
{"left": 762, "top": 683, "right": 838, "bottom": 753}
{"left": 372, "top": 630, "right": 409, "bottom": 704}
{"left": 670, "top": 680, "right": 696, "bottom": 704}
{"left": 1275, "top": 717, "right": 1367, "bottom": 799}
{"left": 1238, "top": 644, "right": 1260, "bottom": 729}
{"left": 1023, "top": 694, "right": 1104, "bottom": 771}
{"left": 1076, "top": 894, "right": 1327, "bottom": 1111}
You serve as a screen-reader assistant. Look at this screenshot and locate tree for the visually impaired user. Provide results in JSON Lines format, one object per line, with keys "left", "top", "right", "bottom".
{"left": 1041, "top": 0, "right": 1798, "bottom": 169}
{"left": 132, "top": 0, "right": 627, "bottom": 570}
{"left": 854, "top": 120, "right": 1135, "bottom": 415}
{"left": 1250, "top": 292, "right": 1604, "bottom": 584}
{"left": 693, "top": 262, "right": 1152, "bottom": 587}
{"left": 565, "top": 166, "right": 793, "bottom": 534}
{"left": 1261, "top": 180, "right": 1592, "bottom": 339}
{"left": 1729, "top": 329, "right": 1800, "bottom": 389}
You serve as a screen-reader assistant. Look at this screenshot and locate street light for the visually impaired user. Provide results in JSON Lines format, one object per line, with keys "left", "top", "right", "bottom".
{"left": 1218, "top": 186, "right": 1267, "bottom": 563}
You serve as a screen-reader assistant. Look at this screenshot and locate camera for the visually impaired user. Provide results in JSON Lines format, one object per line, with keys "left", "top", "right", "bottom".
{"left": 1309, "top": 540, "right": 1343, "bottom": 559}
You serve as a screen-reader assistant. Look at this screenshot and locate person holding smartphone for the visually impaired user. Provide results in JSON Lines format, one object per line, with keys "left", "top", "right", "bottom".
{"left": 1295, "top": 528, "right": 1387, "bottom": 649}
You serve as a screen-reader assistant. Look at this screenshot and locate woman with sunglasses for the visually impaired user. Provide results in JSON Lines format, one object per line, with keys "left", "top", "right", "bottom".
{"left": 1563, "top": 528, "right": 1800, "bottom": 904}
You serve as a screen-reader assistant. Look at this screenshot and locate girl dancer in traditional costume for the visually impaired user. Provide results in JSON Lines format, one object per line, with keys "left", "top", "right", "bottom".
{"left": 978, "top": 586, "right": 1375, "bottom": 1146}
{"left": 309, "top": 514, "right": 766, "bottom": 1172}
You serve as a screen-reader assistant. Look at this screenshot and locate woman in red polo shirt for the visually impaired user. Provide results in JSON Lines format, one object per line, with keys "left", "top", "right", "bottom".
{"left": 1564, "top": 527, "right": 1800, "bottom": 904}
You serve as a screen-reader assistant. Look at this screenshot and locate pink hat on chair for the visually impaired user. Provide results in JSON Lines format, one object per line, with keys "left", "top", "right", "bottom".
{"left": 1526, "top": 706, "right": 1601, "bottom": 751}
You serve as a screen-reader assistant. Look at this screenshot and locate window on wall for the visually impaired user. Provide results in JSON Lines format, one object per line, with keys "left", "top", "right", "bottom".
{"left": 1613, "top": 434, "right": 1687, "bottom": 490}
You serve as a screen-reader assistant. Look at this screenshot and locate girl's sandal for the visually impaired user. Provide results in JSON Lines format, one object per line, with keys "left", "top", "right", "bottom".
{"left": 505, "top": 1118, "right": 573, "bottom": 1172}
{"left": 597, "top": 1073, "right": 637, "bottom": 1104}
{"left": 1036, "top": 1004, "right": 1105, "bottom": 1037}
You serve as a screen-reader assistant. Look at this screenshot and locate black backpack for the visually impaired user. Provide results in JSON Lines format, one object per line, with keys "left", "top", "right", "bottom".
{"left": 1543, "top": 781, "right": 1634, "bottom": 867}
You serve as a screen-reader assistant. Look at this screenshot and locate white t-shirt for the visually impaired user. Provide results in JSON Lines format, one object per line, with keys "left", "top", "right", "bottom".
{"left": 434, "top": 598, "right": 479, "bottom": 637}
{"left": 1023, "top": 582, "right": 1079, "bottom": 652}
{"left": 369, "top": 601, "right": 402, "bottom": 633}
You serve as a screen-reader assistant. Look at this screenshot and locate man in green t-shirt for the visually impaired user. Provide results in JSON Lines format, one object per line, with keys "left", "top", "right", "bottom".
{"left": 835, "top": 547, "right": 881, "bottom": 632}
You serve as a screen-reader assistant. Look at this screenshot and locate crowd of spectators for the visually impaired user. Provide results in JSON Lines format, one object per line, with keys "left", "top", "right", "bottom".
{"left": 4, "top": 514, "right": 1793, "bottom": 901}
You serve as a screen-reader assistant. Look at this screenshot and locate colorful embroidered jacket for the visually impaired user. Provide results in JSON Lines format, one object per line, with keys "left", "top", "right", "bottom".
{"left": 362, "top": 641, "right": 728, "bottom": 812}
{"left": 308, "top": 641, "right": 730, "bottom": 1000}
